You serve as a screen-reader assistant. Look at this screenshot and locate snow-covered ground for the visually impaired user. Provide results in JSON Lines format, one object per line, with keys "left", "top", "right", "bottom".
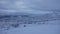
{"left": 0, "top": 21, "right": 60, "bottom": 34}
{"left": 0, "top": 13, "right": 60, "bottom": 34}
{"left": 0, "top": 16, "right": 60, "bottom": 34}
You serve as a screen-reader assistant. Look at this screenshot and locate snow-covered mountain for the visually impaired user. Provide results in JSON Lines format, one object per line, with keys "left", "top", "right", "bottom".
{"left": 0, "top": 11, "right": 60, "bottom": 30}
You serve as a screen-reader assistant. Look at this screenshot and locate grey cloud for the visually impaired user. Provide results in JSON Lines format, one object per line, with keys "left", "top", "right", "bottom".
{"left": 0, "top": 0, "right": 60, "bottom": 14}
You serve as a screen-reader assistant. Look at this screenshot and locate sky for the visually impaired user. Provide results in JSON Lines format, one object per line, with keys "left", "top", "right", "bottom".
{"left": 0, "top": 0, "right": 60, "bottom": 14}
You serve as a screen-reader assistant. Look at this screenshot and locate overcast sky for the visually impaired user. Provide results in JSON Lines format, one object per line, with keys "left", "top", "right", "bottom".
{"left": 0, "top": 0, "right": 60, "bottom": 14}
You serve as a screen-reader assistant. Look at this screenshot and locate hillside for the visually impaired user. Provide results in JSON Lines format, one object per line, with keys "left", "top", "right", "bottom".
{"left": 0, "top": 12, "right": 60, "bottom": 30}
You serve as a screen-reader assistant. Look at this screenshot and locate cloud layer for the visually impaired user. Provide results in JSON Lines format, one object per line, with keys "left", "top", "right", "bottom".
{"left": 0, "top": 0, "right": 60, "bottom": 14}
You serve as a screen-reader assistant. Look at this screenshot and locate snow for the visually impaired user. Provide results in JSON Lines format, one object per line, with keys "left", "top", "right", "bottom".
{"left": 0, "top": 13, "right": 60, "bottom": 34}
{"left": 0, "top": 19, "right": 60, "bottom": 34}
{"left": 0, "top": 24, "right": 60, "bottom": 34}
